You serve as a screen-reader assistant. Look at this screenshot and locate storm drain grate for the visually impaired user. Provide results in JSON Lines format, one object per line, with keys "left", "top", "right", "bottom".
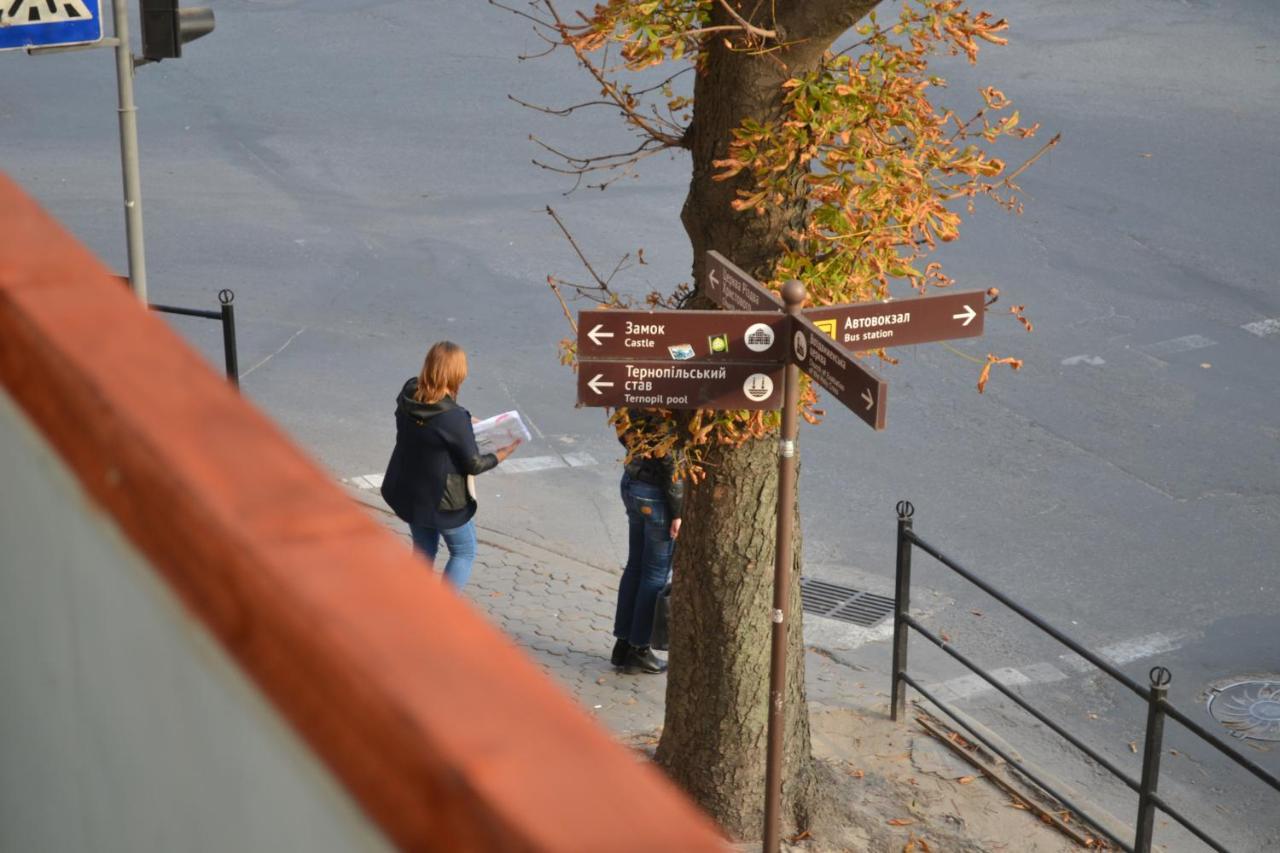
{"left": 1207, "top": 680, "right": 1280, "bottom": 742}
{"left": 799, "top": 578, "right": 895, "bottom": 627}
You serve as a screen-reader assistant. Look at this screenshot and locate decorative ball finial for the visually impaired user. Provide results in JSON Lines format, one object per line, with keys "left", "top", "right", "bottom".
{"left": 781, "top": 279, "right": 806, "bottom": 306}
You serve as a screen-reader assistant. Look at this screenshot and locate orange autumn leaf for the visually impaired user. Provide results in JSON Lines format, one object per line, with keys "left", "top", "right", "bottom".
{"left": 888, "top": 818, "right": 915, "bottom": 826}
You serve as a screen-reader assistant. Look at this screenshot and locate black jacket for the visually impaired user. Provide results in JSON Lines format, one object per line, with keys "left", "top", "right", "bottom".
{"left": 619, "top": 428, "right": 685, "bottom": 518}
{"left": 381, "top": 379, "right": 497, "bottom": 529}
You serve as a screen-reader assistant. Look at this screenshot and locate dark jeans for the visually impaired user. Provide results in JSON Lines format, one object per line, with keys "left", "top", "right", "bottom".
{"left": 614, "top": 472, "right": 674, "bottom": 647}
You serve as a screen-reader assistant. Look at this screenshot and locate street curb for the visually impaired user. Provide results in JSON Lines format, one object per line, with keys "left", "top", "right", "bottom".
{"left": 342, "top": 483, "right": 621, "bottom": 580}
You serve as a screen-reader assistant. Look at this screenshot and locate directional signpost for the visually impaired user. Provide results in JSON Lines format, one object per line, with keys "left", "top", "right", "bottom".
{"left": 0, "top": 0, "right": 103, "bottom": 51}
{"left": 705, "top": 250, "right": 784, "bottom": 312}
{"left": 579, "top": 309, "right": 788, "bottom": 363}
{"left": 578, "top": 360, "right": 785, "bottom": 410}
{"left": 573, "top": 252, "right": 987, "bottom": 853}
{"left": 791, "top": 314, "right": 887, "bottom": 430}
{"left": 804, "top": 288, "right": 984, "bottom": 350}
{"left": 577, "top": 308, "right": 788, "bottom": 410}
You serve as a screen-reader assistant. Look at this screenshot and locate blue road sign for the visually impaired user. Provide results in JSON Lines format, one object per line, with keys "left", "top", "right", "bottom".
{"left": 0, "top": 0, "right": 104, "bottom": 52}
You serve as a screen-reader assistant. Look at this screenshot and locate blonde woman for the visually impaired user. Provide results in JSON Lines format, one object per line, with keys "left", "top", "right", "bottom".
{"left": 381, "top": 342, "right": 520, "bottom": 587}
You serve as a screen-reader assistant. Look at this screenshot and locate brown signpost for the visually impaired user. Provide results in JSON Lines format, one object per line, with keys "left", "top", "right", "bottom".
{"left": 577, "top": 309, "right": 788, "bottom": 364}
{"left": 584, "top": 252, "right": 981, "bottom": 853}
{"left": 576, "top": 360, "right": 784, "bottom": 410}
{"left": 791, "top": 314, "right": 888, "bottom": 431}
{"left": 803, "top": 289, "right": 984, "bottom": 350}
{"left": 704, "top": 250, "right": 784, "bottom": 312}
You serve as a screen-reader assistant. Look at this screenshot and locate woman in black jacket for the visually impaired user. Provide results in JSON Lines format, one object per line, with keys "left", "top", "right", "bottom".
{"left": 381, "top": 342, "right": 519, "bottom": 588}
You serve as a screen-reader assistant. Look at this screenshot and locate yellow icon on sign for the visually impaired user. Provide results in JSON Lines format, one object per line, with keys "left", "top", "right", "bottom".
{"left": 814, "top": 319, "right": 838, "bottom": 340}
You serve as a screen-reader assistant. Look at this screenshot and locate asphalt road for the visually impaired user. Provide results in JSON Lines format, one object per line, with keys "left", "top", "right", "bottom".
{"left": 5, "top": 0, "right": 1277, "bottom": 848}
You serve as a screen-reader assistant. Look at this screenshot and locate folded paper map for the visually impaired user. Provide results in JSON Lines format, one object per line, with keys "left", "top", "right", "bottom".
{"left": 473, "top": 410, "right": 532, "bottom": 455}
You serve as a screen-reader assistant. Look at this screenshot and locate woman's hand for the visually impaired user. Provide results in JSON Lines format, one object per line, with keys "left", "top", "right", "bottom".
{"left": 670, "top": 517, "right": 682, "bottom": 539}
{"left": 495, "top": 438, "right": 522, "bottom": 462}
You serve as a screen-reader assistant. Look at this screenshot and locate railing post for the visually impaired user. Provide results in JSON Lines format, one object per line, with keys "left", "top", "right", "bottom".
{"left": 890, "top": 500, "right": 914, "bottom": 722}
{"left": 219, "top": 289, "right": 239, "bottom": 388}
{"left": 1134, "top": 666, "right": 1171, "bottom": 852}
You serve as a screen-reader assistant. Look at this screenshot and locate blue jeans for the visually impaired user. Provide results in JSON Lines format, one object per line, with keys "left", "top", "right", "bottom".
{"left": 410, "top": 519, "right": 478, "bottom": 589}
{"left": 614, "top": 472, "right": 674, "bottom": 647}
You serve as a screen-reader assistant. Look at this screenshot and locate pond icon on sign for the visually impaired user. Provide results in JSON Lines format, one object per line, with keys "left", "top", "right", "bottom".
{"left": 668, "top": 343, "right": 695, "bottom": 360}
{"left": 793, "top": 330, "right": 808, "bottom": 362}
{"left": 743, "top": 373, "right": 774, "bottom": 402}
{"left": 744, "top": 322, "right": 775, "bottom": 352}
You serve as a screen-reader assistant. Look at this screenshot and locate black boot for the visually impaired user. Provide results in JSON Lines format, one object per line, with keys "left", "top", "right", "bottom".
{"left": 624, "top": 644, "right": 667, "bottom": 675}
{"left": 610, "top": 637, "right": 629, "bottom": 668}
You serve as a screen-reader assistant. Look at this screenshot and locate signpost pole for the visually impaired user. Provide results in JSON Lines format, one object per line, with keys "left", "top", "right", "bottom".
{"left": 110, "top": 0, "right": 147, "bottom": 302}
{"left": 762, "top": 279, "right": 805, "bottom": 853}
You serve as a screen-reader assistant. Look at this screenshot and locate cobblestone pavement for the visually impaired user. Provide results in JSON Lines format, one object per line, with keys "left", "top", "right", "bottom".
{"left": 360, "top": 492, "right": 872, "bottom": 740}
{"left": 352, "top": 489, "right": 1079, "bottom": 851}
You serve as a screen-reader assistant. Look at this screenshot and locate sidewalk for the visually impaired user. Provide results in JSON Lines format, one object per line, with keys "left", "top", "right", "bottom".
{"left": 348, "top": 487, "right": 1081, "bottom": 852}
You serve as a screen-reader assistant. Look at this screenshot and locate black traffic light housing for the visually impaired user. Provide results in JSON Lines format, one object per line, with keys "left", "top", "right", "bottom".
{"left": 140, "top": 0, "right": 215, "bottom": 61}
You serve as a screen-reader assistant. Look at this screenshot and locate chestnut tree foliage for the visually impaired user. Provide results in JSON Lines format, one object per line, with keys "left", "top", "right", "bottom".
{"left": 498, "top": 0, "right": 1049, "bottom": 836}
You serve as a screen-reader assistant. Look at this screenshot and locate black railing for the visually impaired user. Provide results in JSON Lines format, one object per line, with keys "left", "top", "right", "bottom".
{"left": 890, "top": 500, "right": 1279, "bottom": 852}
{"left": 149, "top": 289, "right": 239, "bottom": 387}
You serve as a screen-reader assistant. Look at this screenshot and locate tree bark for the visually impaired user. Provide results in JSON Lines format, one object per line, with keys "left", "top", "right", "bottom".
{"left": 657, "top": 1, "right": 880, "bottom": 839}
{"left": 657, "top": 440, "right": 812, "bottom": 838}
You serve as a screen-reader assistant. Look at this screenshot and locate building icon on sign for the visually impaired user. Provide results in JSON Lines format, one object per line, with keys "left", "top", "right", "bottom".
{"left": 745, "top": 325, "right": 774, "bottom": 351}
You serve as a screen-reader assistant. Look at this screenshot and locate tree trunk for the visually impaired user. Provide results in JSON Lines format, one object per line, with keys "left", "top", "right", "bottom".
{"left": 656, "top": 5, "right": 834, "bottom": 838}
{"left": 656, "top": 439, "right": 812, "bottom": 838}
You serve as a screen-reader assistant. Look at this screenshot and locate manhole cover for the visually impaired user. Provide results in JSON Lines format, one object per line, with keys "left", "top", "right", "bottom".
{"left": 799, "top": 578, "right": 894, "bottom": 627}
{"left": 1207, "top": 680, "right": 1280, "bottom": 742}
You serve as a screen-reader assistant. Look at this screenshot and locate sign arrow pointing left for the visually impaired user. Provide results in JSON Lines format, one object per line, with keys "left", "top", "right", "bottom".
{"left": 587, "top": 374, "right": 614, "bottom": 395}
{"left": 587, "top": 324, "right": 615, "bottom": 346}
{"left": 861, "top": 389, "right": 874, "bottom": 410}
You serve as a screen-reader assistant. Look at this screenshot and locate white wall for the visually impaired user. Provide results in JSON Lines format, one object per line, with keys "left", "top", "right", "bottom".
{"left": 0, "top": 389, "right": 391, "bottom": 853}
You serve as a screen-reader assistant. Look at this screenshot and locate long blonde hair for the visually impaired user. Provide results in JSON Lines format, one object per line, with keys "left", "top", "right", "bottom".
{"left": 414, "top": 341, "right": 468, "bottom": 404}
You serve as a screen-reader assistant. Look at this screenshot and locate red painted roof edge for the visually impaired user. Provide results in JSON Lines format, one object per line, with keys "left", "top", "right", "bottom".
{"left": 0, "top": 172, "right": 727, "bottom": 853}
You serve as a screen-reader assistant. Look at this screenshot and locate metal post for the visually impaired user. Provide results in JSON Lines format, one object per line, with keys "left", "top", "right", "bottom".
{"left": 763, "top": 279, "right": 805, "bottom": 853}
{"left": 219, "top": 289, "right": 239, "bottom": 387}
{"left": 111, "top": 0, "right": 147, "bottom": 302}
{"left": 890, "top": 500, "right": 915, "bottom": 722}
{"left": 1134, "top": 666, "right": 1171, "bottom": 852}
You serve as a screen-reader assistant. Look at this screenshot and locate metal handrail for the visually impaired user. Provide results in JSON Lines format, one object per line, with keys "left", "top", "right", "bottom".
{"left": 889, "top": 500, "right": 1279, "bottom": 853}
{"left": 904, "top": 528, "right": 1150, "bottom": 701}
{"left": 902, "top": 673, "right": 1132, "bottom": 851}
{"left": 148, "top": 288, "right": 238, "bottom": 386}
{"left": 902, "top": 612, "right": 1141, "bottom": 793}
{"left": 1159, "top": 699, "right": 1280, "bottom": 791}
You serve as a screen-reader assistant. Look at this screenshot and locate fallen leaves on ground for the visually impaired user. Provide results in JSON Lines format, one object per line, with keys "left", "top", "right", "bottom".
{"left": 848, "top": 768, "right": 865, "bottom": 778}
{"left": 956, "top": 775, "right": 976, "bottom": 784}
{"left": 887, "top": 817, "right": 915, "bottom": 826}
{"left": 788, "top": 830, "right": 812, "bottom": 843}
{"left": 1128, "top": 741, "right": 1137, "bottom": 753}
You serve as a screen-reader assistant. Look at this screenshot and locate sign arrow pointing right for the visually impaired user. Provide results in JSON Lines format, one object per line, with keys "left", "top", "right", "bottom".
{"left": 953, "top": 304, "right": 977, "bottom": 326}
{"left": 587, "top": 374, "right": 614, "bottom": 395}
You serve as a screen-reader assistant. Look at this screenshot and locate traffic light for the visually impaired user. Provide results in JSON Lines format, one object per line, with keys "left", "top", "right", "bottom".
{"left": 140, "top": 0, "right": 215, "bottom": 61}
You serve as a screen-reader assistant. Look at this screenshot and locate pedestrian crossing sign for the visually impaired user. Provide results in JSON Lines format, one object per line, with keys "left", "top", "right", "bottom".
{"left": 0, "top": 0, "right": 103, "bottom": 52}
